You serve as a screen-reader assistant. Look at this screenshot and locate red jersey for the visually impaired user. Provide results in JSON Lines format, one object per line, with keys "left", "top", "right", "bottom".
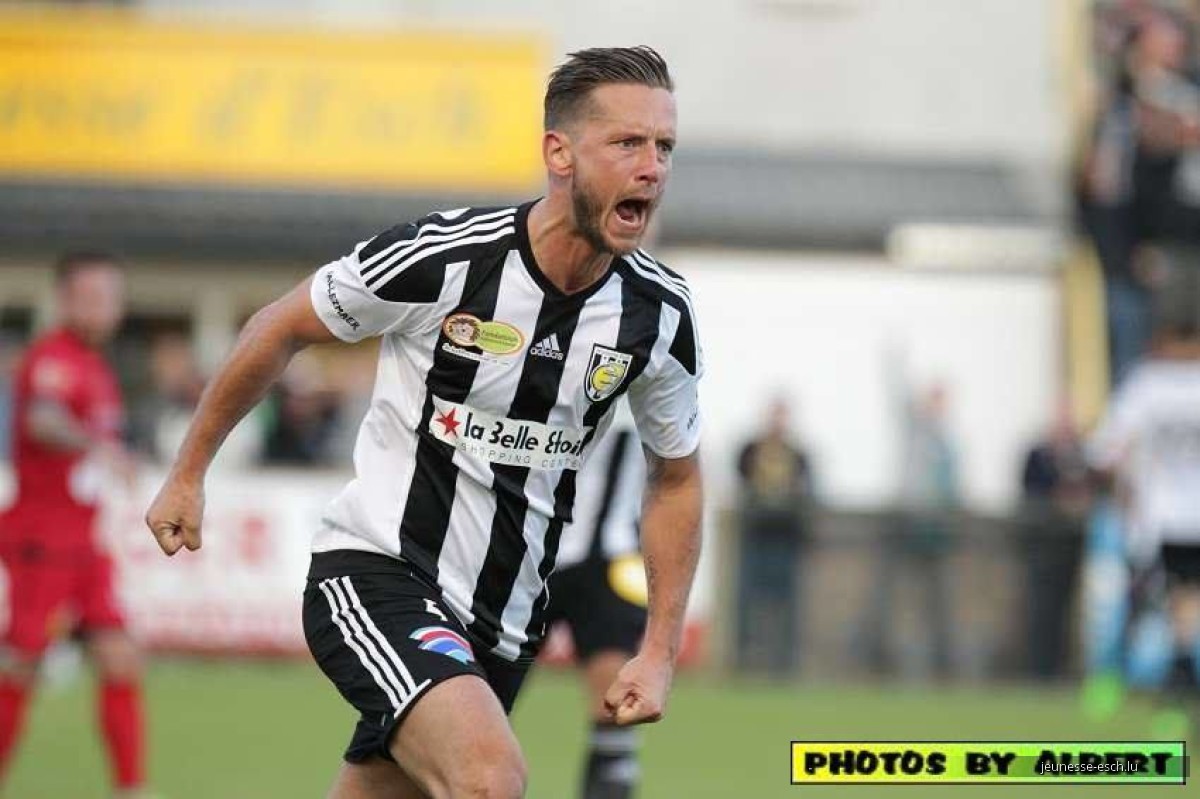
{"left": 4, "top": 328, "right": 123, "bottom": 546}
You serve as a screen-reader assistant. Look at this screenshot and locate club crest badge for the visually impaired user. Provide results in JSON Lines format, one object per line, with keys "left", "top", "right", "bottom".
{"left": 585, "top": 345, "right": 633, "bottom": 402}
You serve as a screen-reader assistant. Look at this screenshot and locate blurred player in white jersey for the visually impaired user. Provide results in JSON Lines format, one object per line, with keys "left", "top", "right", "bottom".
{"left": 545, "top": 399, "right": 647, "bottom": 799}
{"left": 1089, "top": 319, "right": 1200, "bottom": 688}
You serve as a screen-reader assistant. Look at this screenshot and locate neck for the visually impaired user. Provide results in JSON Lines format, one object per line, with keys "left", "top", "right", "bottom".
{"left": 527, "top": 196, "right": 615, "bottom": 295}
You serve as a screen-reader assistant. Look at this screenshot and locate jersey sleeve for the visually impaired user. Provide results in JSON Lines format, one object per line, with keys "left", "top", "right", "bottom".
{"left": 310, "top": 218, "right": 452, "bottom": 342}
{"left": 627, "top": 301, "right": 704, "bottom": 459}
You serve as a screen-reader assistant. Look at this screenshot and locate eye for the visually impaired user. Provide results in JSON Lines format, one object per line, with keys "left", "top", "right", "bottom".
{"left": 657, "top": 141, "right": 674, "bottom": 156}
{"left": 617, "top": 138, "right": 639, "bottom": 149}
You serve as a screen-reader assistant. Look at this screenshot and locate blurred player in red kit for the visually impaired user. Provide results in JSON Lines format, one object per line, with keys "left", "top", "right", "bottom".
{"left": 0, "top": 253, "right": 148, "bottom": 797}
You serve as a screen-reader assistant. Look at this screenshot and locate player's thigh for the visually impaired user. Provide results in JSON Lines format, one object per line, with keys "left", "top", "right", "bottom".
{"left": 389, "top": 673, "right": 526, "bottom": 799}
{"left": 85, "top": 628, "right": 142, "bottom": 681}
{"left": 78, "top": 554, "right": 139, "bottom": 678}
{"left": 0, "top": 548, "right": 71, "bottom": 666}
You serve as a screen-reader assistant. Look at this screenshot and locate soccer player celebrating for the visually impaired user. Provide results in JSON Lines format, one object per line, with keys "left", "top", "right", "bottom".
{"left": 0, "top": 254, "right": 148, "bottom": 797}
{"left": 545, "top": 400, "right": 650, "bottom": 799}
{"left": 146, "top": 46, "right": 703, "bottom": 799}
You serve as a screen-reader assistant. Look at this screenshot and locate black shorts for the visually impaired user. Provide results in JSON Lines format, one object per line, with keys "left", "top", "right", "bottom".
{"left": 303, "top": 551, "right": 531, "bottom": 763}
{"left": 544, "top": 554, "right": 647, "bottom": 661}
{"left": 1162, "top": 543, "right": 1200, "bottom": 586}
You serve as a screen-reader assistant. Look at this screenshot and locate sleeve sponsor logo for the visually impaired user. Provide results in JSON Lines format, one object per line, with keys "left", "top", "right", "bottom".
{"left": 429, "top": 395, "right": 591, "bottom": 470}
{"left": 325, "top": 272, "right": 360, "bottom": 331}
{"left": 585, "top": 344, "right": 633, "bottom": 402}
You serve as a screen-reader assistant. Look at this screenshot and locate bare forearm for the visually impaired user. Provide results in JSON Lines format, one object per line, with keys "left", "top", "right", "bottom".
{"left": 639, "top": 455, "right": 703, "bottom": 664}
{"left": 27, "top": 403, "right": 94, "bottom": 452}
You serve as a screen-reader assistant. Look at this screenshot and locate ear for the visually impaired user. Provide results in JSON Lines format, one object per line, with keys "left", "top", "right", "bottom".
{"left": 543, "top": 130, "right": 574, "bottom": 178}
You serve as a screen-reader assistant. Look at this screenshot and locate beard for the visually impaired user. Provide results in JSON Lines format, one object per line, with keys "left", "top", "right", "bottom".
{"left": 570, "top": 173, "right": 615, "bottom": 255}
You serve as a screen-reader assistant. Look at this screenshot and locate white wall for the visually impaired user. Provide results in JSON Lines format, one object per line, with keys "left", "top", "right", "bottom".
{"left": 673, "top": 250, "right": 1061, "bottom": 514}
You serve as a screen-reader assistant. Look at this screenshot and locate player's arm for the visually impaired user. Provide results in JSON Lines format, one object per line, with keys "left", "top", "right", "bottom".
{"left": 605, "top": 449, "right": 703, "bottom": 726}
{"left": 1086, "top": 373, "right": 1144, "bottom": 490}
{"left": 607, "top": 276, "right": 705, "bottom": 725}
{"left": 26, "top": 397, "right": 137, "bottom": 484}
{"left": 23, "top": 357, "right": 138, "bottom": 490}
{"left": 26, "top": 399, "right": 94, "bottom": 451}
{"left": 21, "top": 353, "right": 97, "bottom": 452}
{"left": 145, "top": 277, "right": 336, "bottom": 555}
{"left": 641, "top": 450, "right": 703, "bottom": 665}
{"left": 147, "top": 217, "right": 444, "bottom": 555}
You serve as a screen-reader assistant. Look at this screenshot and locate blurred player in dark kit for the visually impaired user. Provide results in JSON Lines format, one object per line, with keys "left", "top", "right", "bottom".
{"left": 546, "top": 400, "right": 649, "bottom": 799}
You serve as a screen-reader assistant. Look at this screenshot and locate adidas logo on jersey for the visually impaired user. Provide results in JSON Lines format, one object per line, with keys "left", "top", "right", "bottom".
{"left": 530, "top": 333, "right": 565, "bottom": 361}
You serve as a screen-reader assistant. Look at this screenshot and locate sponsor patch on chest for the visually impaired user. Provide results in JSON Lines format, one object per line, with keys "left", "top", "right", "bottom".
{"left": 440, "top": 312, "right": 525, "bottom": 364}
{"left": 429, "top": 396, "right": 591, "bottom": 470}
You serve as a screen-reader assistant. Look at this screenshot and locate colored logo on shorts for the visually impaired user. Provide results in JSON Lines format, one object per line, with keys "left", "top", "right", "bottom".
{"left": 411, "top": 626, "right": 474, "bottom": 664}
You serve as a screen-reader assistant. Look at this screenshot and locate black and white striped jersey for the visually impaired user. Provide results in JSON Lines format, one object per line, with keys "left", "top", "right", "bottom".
{"left": 308, "top": 201, "right": 703, "bottom": 662}
{"left": 555, "top": 400, "right": 646, "bottom": 569}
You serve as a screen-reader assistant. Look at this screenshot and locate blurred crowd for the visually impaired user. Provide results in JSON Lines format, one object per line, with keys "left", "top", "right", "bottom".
{"left": 733, "top": 318, "right": 1200, "bottom": 698}
{"left": 0, "top": 327, "right": 376, "bottom": 470}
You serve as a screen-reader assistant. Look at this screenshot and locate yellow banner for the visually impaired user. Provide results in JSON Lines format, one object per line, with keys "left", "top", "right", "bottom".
{"left": 0, "top": 9, "right": 544, "bottom": 191}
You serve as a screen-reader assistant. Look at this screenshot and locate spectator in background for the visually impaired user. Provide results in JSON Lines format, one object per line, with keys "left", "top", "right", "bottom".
{"left": 734, "top": 395, "right": 815, "bottom": 674}
{"left": 1020, "top": 398, "right": 1093, "bottom": 679}
{"left": 864, "top": 363, "right": 962, "bottom": 681}
{"left": 1079, "top": 5, "right": 1200, "bottom": 385}
{"left": 144, "top": 333, "right": 204, "bottom": 462}
{"left": 322, "top": 346, "right": 379, "bottom": 464}
{"left": 895, "top": 381, "right": 961, "bottom": 678}
{"left": 140, "top": 333, "right": 263, "bottom": 470}
{"left": 263, "top": 352, "right": 341, "bottom": 466}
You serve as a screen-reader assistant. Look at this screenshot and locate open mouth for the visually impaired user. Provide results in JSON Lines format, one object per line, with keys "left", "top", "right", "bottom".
{"left": 614, "top": 198, "right": 650, "bottom": 228}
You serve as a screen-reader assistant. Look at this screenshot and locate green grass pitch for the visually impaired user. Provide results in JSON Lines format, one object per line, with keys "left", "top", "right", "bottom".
{"left": 4, "top": 659, "right": 1192, "bottom": 797}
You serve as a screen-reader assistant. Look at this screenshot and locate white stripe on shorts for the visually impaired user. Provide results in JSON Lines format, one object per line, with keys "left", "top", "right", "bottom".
{"left": 337, "top": 576, "right": 426, "bottom": 696}
{"left": 319, "top": 578, "right": 407, "bottom": 711}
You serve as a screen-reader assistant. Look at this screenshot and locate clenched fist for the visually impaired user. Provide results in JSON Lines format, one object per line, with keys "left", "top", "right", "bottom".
{"left": 603, "top": 654, "right": 673, "bottom": 727}
{"left": 145, "top": 474, "right": 205, "bottom": 556}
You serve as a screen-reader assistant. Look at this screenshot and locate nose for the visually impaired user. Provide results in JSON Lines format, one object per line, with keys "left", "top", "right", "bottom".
{"left": 635, "top": 144, "right": 665, "bottom": 186}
